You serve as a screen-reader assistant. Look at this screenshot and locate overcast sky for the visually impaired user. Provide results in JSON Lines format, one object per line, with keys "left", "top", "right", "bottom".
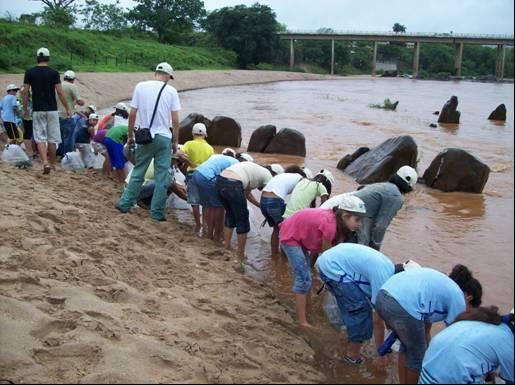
{"left": 2, "top": 0, "right": 514, "bottom": 34}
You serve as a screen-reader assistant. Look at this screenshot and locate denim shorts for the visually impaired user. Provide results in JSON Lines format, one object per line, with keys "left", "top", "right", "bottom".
{"left": 104, "top": 137, "right": 126, "bottom": 170}
{"left": 375, "top": 289, "right": 427, "bottom": 370}
{"left": 216, "top": 176, "right": 250, "bottom": 234}
{"left": 282, "top": 243, "right": 312, "bottom": 294}
{"left": 319, "top": 271, "right": 373, "bottom": 343}
{"left": 186, "top": 173, "right": 201, "bottom": 206}
{"left": 194, "top": 172, "right": 222, "bottom": 208}
{"left": 261, "top": 196, "right": 286, "bottom": 227}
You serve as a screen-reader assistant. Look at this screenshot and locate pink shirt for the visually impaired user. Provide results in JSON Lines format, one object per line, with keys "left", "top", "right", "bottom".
{"left": 279, "top": 208, "right": 337, "bottom": 252}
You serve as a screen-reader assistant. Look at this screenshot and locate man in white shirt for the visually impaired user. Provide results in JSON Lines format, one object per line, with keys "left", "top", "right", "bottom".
{"left": 115, "top": 62, "right": 181, "bottom": 222}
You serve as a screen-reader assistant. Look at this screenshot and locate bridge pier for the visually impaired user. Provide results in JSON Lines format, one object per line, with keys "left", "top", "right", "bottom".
{"left": 455, "top": 42, "right": 464, "bottom": 77}
{"left": 289, "top": 39, "right": 295, "bottom": 70}
{"left": 331, "top": 40, "right": 335, "bottom": 75}
{"left": 496, "top": 44, "right": 506, "bottom": 80}
{"left": 413, "top": 42, "right": 420, "bottom": 77}
{"left": 372, "top": 41, "right": 378, "bottom": 76}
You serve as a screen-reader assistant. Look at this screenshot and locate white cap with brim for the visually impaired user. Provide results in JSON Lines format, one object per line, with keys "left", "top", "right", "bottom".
{"left": 270, "top": 164, "right": 285, "bottom": 175}
{"left": 88, "top": 113, "right": 99, "bottom": 120}
{"left": 403, "top": 260, "right": 422, "bottom": 271}
{"left": 6, "top": 84, "right": 19, "bottom": 92}
{"left": 318, "top": 169, "right": 336, "bottom": 185}
{"left": 397, "top": 165, "right": 418, "bottom": 188}
{"left": 222, "top": 148, "right": 236, "bottom": 157}
{"left": 156, "top": 62, "right": 174, "bottom": 79}
{"left": 88, "top": 105, "right": 97, "bottom": 113}
{"left": 64, "top": 70, "right": 76, "bottom": 80}
{"left": 115, "top": 102, "right": 129, "bottom": 112}
{"left": 192, "top": 123, "right": 208, "bottom": 136}
{"left": 37, "top": 47, "right": 50, "bottom": 57}
{"left": 303, "top": 167, "right": 313, "bottom": 179}
{"left": 338, "top": 194, "right": 366, "bottom": 216}
{"left": 239, "top": 153, "right": 254, "bottom": 162}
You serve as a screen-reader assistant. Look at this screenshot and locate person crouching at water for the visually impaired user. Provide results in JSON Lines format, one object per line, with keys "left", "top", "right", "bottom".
{"left": 321, "top": 165, "right": 418, "bottom": 251}
{"left": 261, "top": 166, "right": 308, "bottom": 256}
{"left": 316, "top": 243, "right": 421, "bottom": 366}
{"left": 189, "top": 148, "right": 239, "bottom": 241}
{"left": 420, "top": 307, "right": 514, "bottom": 384}
{"left": 279, "top": 195, "right": 366, "bottom": 329}
{"left": 374, "top": 264, "right": 483, "bottom": 384}
{"left": 104, "top": 124, "right": 129, "bottom": 183}
{"left": 98, "top": 102, "right": 129, "bottom": 131}
{"left": 75, "top": 113, "right": 98, "bottom": 170}
{"left": 283, "top": 169, "right": 335, "bottom": 219}
{"left": 177, "top": 123, "right": 214, "bottom": 234}
{"left": 216, "top": 161, "right": 277, "bottom": 258}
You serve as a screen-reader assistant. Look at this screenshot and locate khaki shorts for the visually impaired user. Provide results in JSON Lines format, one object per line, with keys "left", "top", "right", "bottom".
{"left": 33, "top": 111, "right": 61, "bottom": 144}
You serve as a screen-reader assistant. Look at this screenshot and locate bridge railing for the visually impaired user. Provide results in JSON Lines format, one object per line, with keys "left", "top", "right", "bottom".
{"left": 279, "top": 30, "right": 515, "bottom": 40}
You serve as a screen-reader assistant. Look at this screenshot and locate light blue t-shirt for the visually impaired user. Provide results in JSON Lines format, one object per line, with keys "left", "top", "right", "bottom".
{"left": 420, "top": 320, "right": 514, "bottom": 384}
{"left": 196, "top": 154, "right": 238, "bottom": 180}
{"left": 1, "top": 95, "right": 18, "bottom": 123}
{"left": 381, "top": 268, "right": 466, "bottom": 325}
{"left": 316, "top": 243, "right": 395, "bottom": 305}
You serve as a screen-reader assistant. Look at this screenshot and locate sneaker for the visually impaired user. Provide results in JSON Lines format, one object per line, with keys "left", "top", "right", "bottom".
{"left": 342, "top": 355, "right": 363, "bottom": 365}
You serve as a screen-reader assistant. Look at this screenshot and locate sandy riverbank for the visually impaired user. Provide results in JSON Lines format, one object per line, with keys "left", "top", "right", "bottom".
{"left": 0, "top": 70, "right": 370, "bottom": 110}
{"left": 0, "top": 162, "right": 324, "bottom": 383}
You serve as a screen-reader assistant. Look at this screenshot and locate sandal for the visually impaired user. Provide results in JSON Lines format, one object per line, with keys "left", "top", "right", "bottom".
{"left": 343, "top": 355, "right": 363, "bottom": 365}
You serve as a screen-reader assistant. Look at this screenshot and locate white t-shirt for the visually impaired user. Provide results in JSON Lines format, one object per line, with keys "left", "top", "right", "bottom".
{"left": 263, "top": 173, "right": 303, "bottom": 200}
{"left": 131, "top": 80, "right": 181, "bottom": 139}
{"left": 320, "top": 193, "right": 347, "bottom": 210}
{"left": 225, "top": 162, "right": 272, "bottom": 190}
{"left": 114, "top": 115, "right": 128, "bottom": 127}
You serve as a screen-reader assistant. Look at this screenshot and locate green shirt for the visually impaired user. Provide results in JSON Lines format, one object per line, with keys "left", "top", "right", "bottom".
{"left": 283, "top": 179, "right": 328, "bottom": 218}
{"left": 106, "top": 125, "right": 128, "bottom": 144}
{"left": 57, "top": 81, "right": 80, "bottom": 118}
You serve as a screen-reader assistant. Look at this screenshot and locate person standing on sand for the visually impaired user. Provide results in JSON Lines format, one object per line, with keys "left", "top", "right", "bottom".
{"left": 115, "top": 62, "right": 181, "bottom": 222}
{"left": 22, "top": 47, "right": 72, "bottom": 174}
{"left": 57, "top": 70, "right": 84, "bottom": 157}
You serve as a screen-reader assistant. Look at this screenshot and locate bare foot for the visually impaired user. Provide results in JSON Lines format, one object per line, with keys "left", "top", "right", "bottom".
{"left": 299, "top": 322, "right": 317, "bottom": 331}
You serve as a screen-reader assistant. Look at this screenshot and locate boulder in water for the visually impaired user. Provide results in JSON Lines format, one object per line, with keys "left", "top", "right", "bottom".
{"left": 423, "top": 148, "right": 490, "bottom": 193}
{"left": 488, "top": 104, "right": 507, "bottom": 121}
{"left": 248, "top": 125, "right": 277, "bottom": 153}
{"left": 345, "top": 136, "right": 418, "bottom": 184}
{"left": 208, "top": 116, "right": 242, "bottom": 147}
{"left": 438, "top": 96, "right": 461, "bottom": 124}
{"left": 337, "top": 147, "right": 371, "bottom": 171}
{"left": 264, "top": 128, "right": 306, "bottom": 157}
{"left": 179, "top": 113, "right": 211, "bottom": 144}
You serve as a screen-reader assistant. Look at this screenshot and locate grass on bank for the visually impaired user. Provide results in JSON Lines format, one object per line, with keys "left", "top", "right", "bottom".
{"left": 0, "top": 20, "right": 237, "bottom": 73}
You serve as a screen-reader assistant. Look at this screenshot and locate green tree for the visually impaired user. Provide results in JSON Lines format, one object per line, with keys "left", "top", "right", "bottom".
{"left": 80, "top": 0, "right": 128, "bottom": 31}
{"left": 33, "top": 0, "right": 77, "bottom": 28}
{"left": 204, "top": 4, "right": 280, "bottom": 68}
{"left": 393, "top": 23, "right": 406, "bottom": 33}
{"left": 128, "top": 0, "right": 206, "bottom": 44}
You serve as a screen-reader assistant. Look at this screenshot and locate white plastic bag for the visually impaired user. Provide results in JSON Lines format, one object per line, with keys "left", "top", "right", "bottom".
{"left": 61, "top": 152, "right": 85, "bottom": 171}
{"left": 323, "top": 291, "right": 345, "bottom": 332}
{"left": 1, "top": 144, "right": 30, "bottom": 165}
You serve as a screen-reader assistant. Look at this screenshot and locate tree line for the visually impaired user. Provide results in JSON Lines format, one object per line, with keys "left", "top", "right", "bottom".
{"left": 8, "top": 1, "right": 514, "bottom": 77}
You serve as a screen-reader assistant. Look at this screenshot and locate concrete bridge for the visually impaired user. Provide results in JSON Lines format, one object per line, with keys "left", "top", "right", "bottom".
{"left": 279, "top": 31, "right": 515, "bottom": 80}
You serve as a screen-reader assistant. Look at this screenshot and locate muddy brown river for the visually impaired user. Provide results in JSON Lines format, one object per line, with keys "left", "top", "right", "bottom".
{"left": 175, "top": 78, "right": 513, "bottom": 383}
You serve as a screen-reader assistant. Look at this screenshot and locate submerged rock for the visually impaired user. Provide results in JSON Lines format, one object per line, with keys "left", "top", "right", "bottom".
{"left": 337, "top": 147, "right": 371, "bottom": 171}
{"left": 438, "top": 96, "right": 461, "bottom": 124}
{"left": 264, "top": 128, "right": 306, "bottom": 157}
{"left": 208, "top": 116, "right": 242, "bottom": 147}
{"left": 423, "top": 148, "right": 490, "bottom": 193}
{"left": 247, "top": 125, "right": 277, "bottom": 153}
{"left": 488, "top": 104, "right": 507, "bottom": 121}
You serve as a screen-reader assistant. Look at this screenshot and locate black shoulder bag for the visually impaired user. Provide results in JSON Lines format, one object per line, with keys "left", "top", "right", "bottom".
{"left": 134, "top": 82, "right": 167, "bottom": 145}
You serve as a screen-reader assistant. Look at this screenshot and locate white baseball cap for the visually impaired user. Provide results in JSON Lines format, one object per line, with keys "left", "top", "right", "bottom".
{"left": 88, "top": 104, "right": 97, "bottom": 113}
{"left": 318, "top": 169, "right": 336, "bottom": 185}
{"left": 270, "top": 164, "right": 285, "bottom": 175}
{"left": 155, "top": 62, "right": 174, "bottom": 79}
{"left": 402, "top": 260, "right": 422, "bottom": 271}
{"left": 338, "top": 194, "right": 366, "bottom": 216}
{"left": 303, "top": 167, "right": 313, "bottom": 179}
{"left": 239, "top": 153, "right": 254, "bottom": 162}
{"left": 6, "top": 84, "right": 19, "bottom": 92}
{"left": 37, "top": 47, "right": 50, "bottom": 57}
{"left": 192, "top": 123, "right": 207, "bottom": 136}
{"left": 88, "top": 113, "right": 99, "bottom": 120}
{"left": 397, "top": 165, "right": 418, "bottom": 188}
{"left": 222, "top": 148, "right": 236, "bottom": 157}
{"left": 115, "top": 102, "right": 129, "bottom": 112}
{"left": 64, "top": 70, "right": 76, "bottom": 80}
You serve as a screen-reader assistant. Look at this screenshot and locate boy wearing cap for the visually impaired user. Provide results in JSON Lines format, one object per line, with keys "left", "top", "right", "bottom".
{"left": 98, "top": 103, "right": 129, "bottom": 131}
{"left": 116, "top": 62, "right": 181, "bottom": 222}
{"left": 22, "top": 47, "right": 72, "bottom": 174}
{"left": 0, "top": 84, "right": 21, "bottom": 147}
{"left": 75, "top": 113, "right": 98, "bottom": 169}
{"left": 178, "top": 123, "right": 214, "bottom": 233}
{"left": 57, "top": 70, "right": 85, "bottom": 156}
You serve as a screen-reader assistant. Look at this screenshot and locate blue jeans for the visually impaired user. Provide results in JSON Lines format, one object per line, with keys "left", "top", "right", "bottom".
{"left": 195, "top": 172, "right": 222, "bottom": 208}
{"left": 319, "top": 271, "right": 373, "bottom": 343}
{"left": 57, "top": 118, "right": 75, "bottom": 156}
{"left": 282, "top": 244, "right": 312, "bottom": 294}
{"left": 216, "top": 176, "right": 250, "bottom": 234}
{"left": 375, "top": 289, "right": 427, "bottom": 370}
{"left": 260, "top": 196, "right": 286, "bottom": 227}
{"left": 186, "top": 173, "right": 201, "bottom": 206}
{"left": 117, "top": 135, "right": 173, "bottom": 220}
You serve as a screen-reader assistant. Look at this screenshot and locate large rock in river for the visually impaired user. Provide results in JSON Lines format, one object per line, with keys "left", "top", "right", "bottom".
{"left": 423, "top": 148, "right": 490, "bottom": 193}
{"left": 488, "top": 104, "right": 507, "bottom": 121}
{"left": 248, "top": 125, "right": 277, "bottom": 153}
{"left": 438, "top": 96, "right": 461, "bottom": 124}
{"left": 208, "top": 116, "right": 242, "bottom": 147}
{"left": 345, "top": 136, "right": 418, "bottom": 184}
{"left": 264, "top": 128, "right": 306, "bottom": 157}
{"left": 337, "top": 147, "right": 370, "bottom": 171}
{"left": 178, "top": 113, "right": 211, "bottom": 144}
